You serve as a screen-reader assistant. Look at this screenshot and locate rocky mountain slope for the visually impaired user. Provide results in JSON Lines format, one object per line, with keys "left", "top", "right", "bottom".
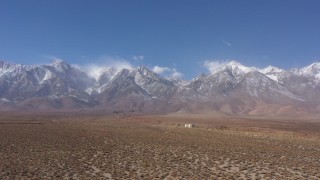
{"left": 1, "top": 60, "right": 319, "bottom": 115}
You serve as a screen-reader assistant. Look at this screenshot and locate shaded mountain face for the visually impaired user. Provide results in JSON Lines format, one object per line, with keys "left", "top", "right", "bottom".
{"left": 0, "top": 60, "right": 320, "bottom": 115}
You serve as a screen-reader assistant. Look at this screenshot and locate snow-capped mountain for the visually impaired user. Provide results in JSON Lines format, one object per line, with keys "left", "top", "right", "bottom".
{"left": 188, "top": 61, "right": 288, "bottom": 98}
{"left": 185, "top": 61, "right": 304, "bottom": 115}
{"left": 98, "top": 66, "right": 178, "bottom": 112}
{"left": 0, "top": 60, "right": 95, "bottom": 103}
{"left": 0, "top": 59, "right": 320, "bottom": 115}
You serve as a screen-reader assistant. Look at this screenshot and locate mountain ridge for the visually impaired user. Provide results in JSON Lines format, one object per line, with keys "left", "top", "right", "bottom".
{"left": 0, "top": 60, "right": 319, "bottom": 115}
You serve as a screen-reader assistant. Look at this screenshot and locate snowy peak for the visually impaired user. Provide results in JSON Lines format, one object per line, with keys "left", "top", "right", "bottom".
{"left": 51, "top": 59, "right": 71, "bottom": 72}
{"left": 301, "top": 62, "right": 320, "bottom": 71}
{"left": 260, "top": 66, "right": 284, "bottom": 74}
{"left": 259, "top": 66, "right": 285, "bottom": 82}
{"left": 226, "top": 60, "right": 246, "bottom": 69}
{"left": 214, "top": 60, "right": 256, "bottom": 76}
{"left": 51, "top": 59, "right": 65, "bottom": 65}
{"left": 112, "top": 66, "right": 175, "bottom": 98}
{"left": 0, "top": 61, "right": 19, "bottom": 74}
{"left": 133, "top": 65, "right": 172, "bottom": 85}
{"left": 135, "top": 65, "right": 158, "bottom": 77}
{"left": 226, "top": 61, "right": 255, "bottom": 73}
{"left": 300, "top": 62, "right": 320, "bottom": 78}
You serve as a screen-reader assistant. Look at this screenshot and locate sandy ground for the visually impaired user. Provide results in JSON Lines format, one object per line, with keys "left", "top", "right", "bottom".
{"left": 0, "top": 113, "right": 320, "bottom": 179}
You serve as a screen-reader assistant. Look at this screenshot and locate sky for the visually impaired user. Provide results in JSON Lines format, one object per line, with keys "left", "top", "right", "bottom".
{"left": 0, "top": 0, "right": 320, "bottom": 79}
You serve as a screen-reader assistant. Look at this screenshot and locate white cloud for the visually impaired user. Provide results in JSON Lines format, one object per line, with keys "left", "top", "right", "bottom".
{"left": 171, "top": 71, "right": 183, "bottom": 79}
{"left": 76, "top": 56, "right": 134, "bottom": 80}
{"left": 108, "top": 60, "right": 133, "bottom": 70}
{"left": 152, "top": 66, "right": 170, "bottom": 74}
{"left": 133, "top": 55, "right": 144, "bottom": 60}
{"left": 152, "top": 66, "right": 183, "bottom": 79}
{"left": 43, "top": 55, "right": 66, "bottom": 65}
{"left": 80, "top": 64, "right": 107, "bottom": 80}
{"left": 221, "top": 39, "right": 232, "bottom": 47}
{"left": 203, "top": 60, "right": 228, "bottom": 73}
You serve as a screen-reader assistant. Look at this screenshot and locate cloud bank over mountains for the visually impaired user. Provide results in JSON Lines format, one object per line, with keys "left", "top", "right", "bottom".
{"left": 62, "top": 56, "right": 185, "bottom": 80}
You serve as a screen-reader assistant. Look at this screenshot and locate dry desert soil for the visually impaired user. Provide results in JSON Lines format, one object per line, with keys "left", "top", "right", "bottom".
{"left": 0, "top": 112, "right": 320, "bottom": 179}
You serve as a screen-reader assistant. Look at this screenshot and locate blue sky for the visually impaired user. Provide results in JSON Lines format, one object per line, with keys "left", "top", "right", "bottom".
{"left": 0, "top": 0, "right": 320, "bottom": 79}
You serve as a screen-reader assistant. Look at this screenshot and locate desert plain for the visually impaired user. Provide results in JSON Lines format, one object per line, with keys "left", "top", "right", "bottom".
{"left": 0, "top": 112, "right": 320, "bottom": 179}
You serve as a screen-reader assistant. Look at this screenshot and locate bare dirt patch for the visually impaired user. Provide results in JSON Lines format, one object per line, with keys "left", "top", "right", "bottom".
{"left": 0, "top": 113, "right": 320, "bottom": 179}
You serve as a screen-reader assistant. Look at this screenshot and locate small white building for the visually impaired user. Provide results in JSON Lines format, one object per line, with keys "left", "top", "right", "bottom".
{"left": 184, "top": 124, "right": 195, "bottom": 128}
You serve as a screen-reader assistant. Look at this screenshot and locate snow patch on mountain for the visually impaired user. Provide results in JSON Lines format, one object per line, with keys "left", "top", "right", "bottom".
{"left": 0, "top": 60, "right": 34, "bottom": 77}
{"left": 213, "top": 61, "right": 257, "bottom": 77}
{"left": 225, "top": 61, "right": 256, "bottom": 73}
{"left": 51, "top": 59, "right": 70, "bottom": 72}
{"left": 40, "top": 70, "right": 54, "bottom": 84}
{"left": 260, "top": 66, "right": 284, "bottom": 74}
{"left": 259, "top": 66, "right": 285, "bottom": 82}
{"left": 300, "top": 62, "right": 320, "bottom": 78}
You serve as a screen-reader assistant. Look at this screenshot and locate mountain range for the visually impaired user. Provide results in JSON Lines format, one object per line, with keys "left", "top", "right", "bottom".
{"left": 1, "top": 60, "right": 320, "bottom": 116}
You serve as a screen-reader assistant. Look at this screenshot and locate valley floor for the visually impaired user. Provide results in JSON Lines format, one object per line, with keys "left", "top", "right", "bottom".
{"left": 0, "top": 113, "right": 320, "bottom": 179}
